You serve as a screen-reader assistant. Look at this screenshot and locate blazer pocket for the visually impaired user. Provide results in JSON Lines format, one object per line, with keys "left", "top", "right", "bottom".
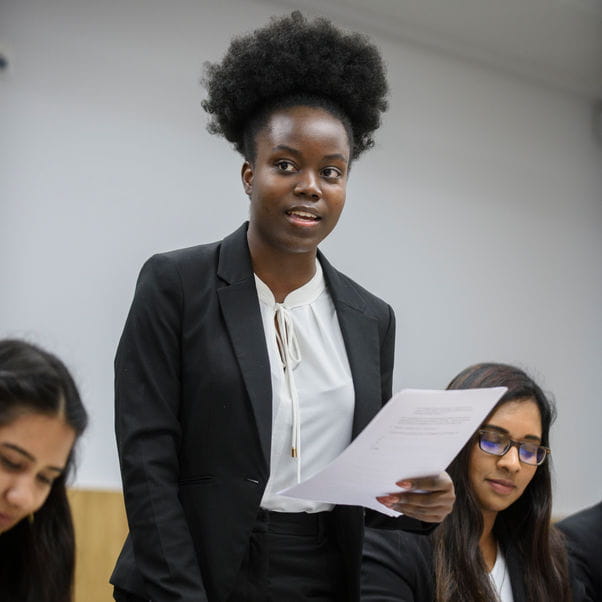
{"left": 178, "top": 475, "right": 215, "bottom": 486}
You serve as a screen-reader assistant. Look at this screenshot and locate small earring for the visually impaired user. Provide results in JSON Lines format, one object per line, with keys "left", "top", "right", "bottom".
{"left": 28, "top": 513, "right": 34, "bottom": 526}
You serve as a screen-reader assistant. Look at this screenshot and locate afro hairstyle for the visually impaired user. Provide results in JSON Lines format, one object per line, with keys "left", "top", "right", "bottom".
{"left": 201, "top": 11, "right": 388, "bottom": 162}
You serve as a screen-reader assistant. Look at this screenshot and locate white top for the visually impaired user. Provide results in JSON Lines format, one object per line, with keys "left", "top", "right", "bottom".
{"left": 255, "top": 261, "right": 355, "bottom": 513}
{"left": 489, "top": 546, "right": 514, "bottom": 602}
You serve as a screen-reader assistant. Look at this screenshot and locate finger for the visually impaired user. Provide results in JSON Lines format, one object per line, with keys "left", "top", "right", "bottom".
{"left": 377, "top": 471, "right": 455, "bottom": 519}
{"left": 399, "top": 486, "right": 455, "bottom": 508}
{"left": 376, "top": 493, "right": 450, "bottom": 516}
{"left": 383, "top": 484, "right": 455, "bottom": 522}
{"left": 377, "top": 487, "right": 453, "bottom": 509}
{"left": 393, "top": 493, "right": 455, "bottom": 521}
{"left": 389, "top": 500, "right": 448, "bottom": 523}
{"left": 392, "top": 490, "right": 442, "bottom": 506}
{"left": 394, "top": 508, "right": 442, "bottom": 522}
{"left": 396, "top": 472, "right": 450, "bottom": 492}
{"left": 394, "top": 491, "right": 454, "bottom": 510}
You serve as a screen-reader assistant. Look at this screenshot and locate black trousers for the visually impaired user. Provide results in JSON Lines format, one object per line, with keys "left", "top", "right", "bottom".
{"left": 229, "top": 509, "right": 347, "bottom": 601}
{"left": 114, "top": 510, "right": 347, "bottom": 602}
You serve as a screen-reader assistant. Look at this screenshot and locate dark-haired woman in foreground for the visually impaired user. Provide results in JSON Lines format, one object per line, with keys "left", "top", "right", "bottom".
{"left": 362, "top": 362, "right": 579, "bottom": 602}
{"left": 0, "top": 338, "right": 88, "bottom": 602}
{"left": 111, "top": 12, "right": 454, "bottom": 602}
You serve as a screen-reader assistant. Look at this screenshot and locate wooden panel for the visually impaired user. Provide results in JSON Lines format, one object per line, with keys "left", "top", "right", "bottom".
{"left": 68, "top": 488, "right": 128, "bottom": 602}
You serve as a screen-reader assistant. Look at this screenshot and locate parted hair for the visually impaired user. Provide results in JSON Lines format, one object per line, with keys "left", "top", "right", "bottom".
{"left": 0, "top": 339, "right": 88, "bottom": 602}
{"left": 202, "top": 11, "right": 388, "bottom": 161}
{"left": 432, "top": 363, "right": 572, "bottom": 602}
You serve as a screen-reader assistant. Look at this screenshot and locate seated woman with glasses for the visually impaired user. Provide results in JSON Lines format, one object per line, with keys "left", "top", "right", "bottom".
{"left": 0, "top": 339, "right": 88, "bottom": 602}
{"left": 362, "top": 362, "right": 580, "bottom": 602}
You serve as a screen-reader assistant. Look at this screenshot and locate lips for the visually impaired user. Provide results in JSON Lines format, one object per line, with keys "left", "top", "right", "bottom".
{"left": 286, "top": 208, "right": 321, "bottom": 223}
{"left": 487, "top": 478, "right": 516, "bottom": 495}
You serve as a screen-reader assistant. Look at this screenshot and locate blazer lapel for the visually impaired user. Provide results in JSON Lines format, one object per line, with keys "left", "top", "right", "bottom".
{"left": 216, "top": 230, "right": 384, "bottom": 465}
{"left": 319, "top": 252, "right": 383, "bottom": 438}
{"left": 503, "top": 538, "right": 528, "bottom": 602}
{"left": 216, "top": 224, "right": 272, "bottom": 466}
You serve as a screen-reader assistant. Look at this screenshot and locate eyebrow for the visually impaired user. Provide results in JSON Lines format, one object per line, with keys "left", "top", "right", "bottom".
{"left": 1, "top": 442, "right": 65, "bottom": 473}
{"left": 272, "top": 144, "right": 348, "bottom": 163}
{"left": 481, "top": 424, "right": 542, "bottom": 443}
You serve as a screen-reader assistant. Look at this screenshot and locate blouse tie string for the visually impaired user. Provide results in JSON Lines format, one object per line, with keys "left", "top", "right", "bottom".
{"left": 274, "top": 303, "right": 302, "bottom": 483}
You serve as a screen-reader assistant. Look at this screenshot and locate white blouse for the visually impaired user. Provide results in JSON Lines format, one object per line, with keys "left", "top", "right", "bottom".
{"left": 489, "top": 546, "right": 514, "bottom": 602}
{"left": 256, "top": 261, "right": 355, "bottom": 513}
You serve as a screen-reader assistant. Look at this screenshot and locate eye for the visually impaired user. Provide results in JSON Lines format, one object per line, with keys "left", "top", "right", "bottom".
{"left": 36, "top": 473, "right": 55, "bottom": 487}
{"left": 0, "top": 455, "right": 22, "bottom": 471}
{"left": 275, "top": 160, "right": 296, "bottom": 173}
{"left": 481, "top": 438, "right": 504, "bottom": 453}
{"left": 519, "top": 443, "right": 539, "bottom": 460}
{"left": 479, "top": 431, "right": 507, "bottom": 454}
{"left": 321, "top": 167, "right": 343, "bottom": 180}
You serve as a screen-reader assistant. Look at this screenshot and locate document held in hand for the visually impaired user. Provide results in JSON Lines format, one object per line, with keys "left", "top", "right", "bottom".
{"left": 279, "top": 387, "right": 507, "bottom": 516}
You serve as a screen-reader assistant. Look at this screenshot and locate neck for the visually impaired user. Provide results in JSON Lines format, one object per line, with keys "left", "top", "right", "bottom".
{"left": 479, "top": 510, "right": 498, "bottom": 571}
{"left": 248, "top": 234, "right": 317, "bottom": 303}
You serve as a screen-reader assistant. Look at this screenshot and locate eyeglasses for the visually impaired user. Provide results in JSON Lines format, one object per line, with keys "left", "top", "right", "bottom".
{"left": 477, "top": 429, "right": 550, "bottom": 466}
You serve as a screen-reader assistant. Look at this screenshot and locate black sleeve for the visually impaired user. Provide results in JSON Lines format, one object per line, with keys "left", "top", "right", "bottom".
{"left": 115, "top": 254, "right": 208, "bottom": 601}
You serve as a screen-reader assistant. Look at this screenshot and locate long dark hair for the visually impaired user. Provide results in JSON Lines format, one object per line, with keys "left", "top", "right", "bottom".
{"left": 433, "top": 363, "right": 571, "bottom": 602}
{"left": 0, "top": 339, "right": 88, "bottom": 602}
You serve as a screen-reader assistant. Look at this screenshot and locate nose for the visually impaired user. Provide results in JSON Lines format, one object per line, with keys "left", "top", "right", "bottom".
{"left": 294, "top": 170, "right": 321, "bottom": 200}
{"left": 497, "top": 445, "right": 521, "bottom": 473}
{"left": 5, "top": 476, "right": 37, "bottom": 514}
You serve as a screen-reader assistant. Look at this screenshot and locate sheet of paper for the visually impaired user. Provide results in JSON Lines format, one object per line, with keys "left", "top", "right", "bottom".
{"left": 279, "top": 387, "right": 506, "bottom": 516}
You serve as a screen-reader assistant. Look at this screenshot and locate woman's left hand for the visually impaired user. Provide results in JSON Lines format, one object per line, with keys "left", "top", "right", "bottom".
{"left": 376, "top": 471, "right": 455, "bottom": 523}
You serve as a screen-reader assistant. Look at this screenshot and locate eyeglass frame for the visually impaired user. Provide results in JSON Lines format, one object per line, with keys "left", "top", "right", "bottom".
{"left": 477, "top": 428, "right": 551, "bottom": 466}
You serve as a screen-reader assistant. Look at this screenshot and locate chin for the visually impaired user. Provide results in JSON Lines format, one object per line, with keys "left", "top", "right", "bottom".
{"left": 277, "top": 235, "right": 323, "bottom": 255}
{"left": 477, "top": 492, "right": 518, "bottom": 514}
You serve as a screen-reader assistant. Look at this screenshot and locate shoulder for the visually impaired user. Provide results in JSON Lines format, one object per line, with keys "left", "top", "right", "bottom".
{"left": 143, "top": 239, "right": 221, "bottom": 276}
{"left": 556, "top": 503, "right": 602, "bottom": 567}
{"left": 140, "top": 222, "right": 251, "bottom": 286}
{"left": 318, "top": 252, "right": 393, "bottom": 321}
{"left": 129, "top": 242, "right": 221, "bottom": 308}
{"left": 557, "top": 502, "right": 602, "bottom": 541}
{"left": 335, "top": 268, "right": 391, "bottom": 312}
{"left": 136, "top": 223, "right": 247, "bottom": 291}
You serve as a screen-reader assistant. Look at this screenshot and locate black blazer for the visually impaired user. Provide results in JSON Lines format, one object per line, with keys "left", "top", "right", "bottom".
{"left": 362, "top": 524, "right": 588, "bottom": 602}
{"left": 361, "top": 527, "right": 530, "bottom": 602}
{"left": 111, "top": 223, "right": 430, "bottom": 602}
{"left": 557, "top": 502, "right": 602, "bottom": 602}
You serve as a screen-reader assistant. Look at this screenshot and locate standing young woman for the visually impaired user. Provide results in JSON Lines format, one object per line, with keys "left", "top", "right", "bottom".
{"left": 362, "top": 363, "right": 578, "bottom": 602}
{"left": 0, "top": 338, "right": 88, "bottom": 602}
{"left": 111, "top": 12, "right": 454, "bottom": 602}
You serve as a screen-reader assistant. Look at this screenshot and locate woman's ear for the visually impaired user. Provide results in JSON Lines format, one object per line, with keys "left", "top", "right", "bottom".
{"left": 241, "top": 161, "right": 253, "bottom": 196}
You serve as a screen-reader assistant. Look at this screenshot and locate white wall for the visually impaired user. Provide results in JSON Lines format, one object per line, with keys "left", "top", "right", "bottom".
{"left": 1, "top": 0, "right": 600, "bottom": 516}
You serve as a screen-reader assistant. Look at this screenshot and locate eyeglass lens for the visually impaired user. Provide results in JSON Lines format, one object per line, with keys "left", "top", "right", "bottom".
{"left": 479, "top": 431, "right": 546, "bottom": 465}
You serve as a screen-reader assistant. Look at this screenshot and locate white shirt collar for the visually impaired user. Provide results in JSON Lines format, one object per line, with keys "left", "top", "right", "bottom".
{"left": 254, "top": 260, "right": 325, "bottom": 308}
